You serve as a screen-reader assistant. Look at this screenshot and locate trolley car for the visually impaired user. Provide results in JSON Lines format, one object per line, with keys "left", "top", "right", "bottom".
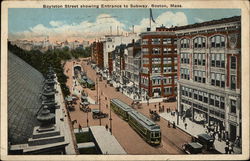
{"left": 110, "top": 98, "right": 161, "bottom": 145}
{"left": 128, "top": 110, "right": 161, "bottom": 145}
{"left": 110, "top": 98, "right": 133, "bottom": 121}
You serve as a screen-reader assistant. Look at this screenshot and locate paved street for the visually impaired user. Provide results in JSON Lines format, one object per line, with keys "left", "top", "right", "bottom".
{"left": 160, "top": 112, "right": 241, "bottom": 154}
{"left": 64, "top": 59, "right": 192, "bottom": 154}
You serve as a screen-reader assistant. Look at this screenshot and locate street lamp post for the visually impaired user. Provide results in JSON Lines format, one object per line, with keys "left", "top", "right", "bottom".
{"left": 86, "top": 111, "right": 89, "bottom": 127}
{"left": 109, "top": 102, "right": 112, "bottom": 135}
{"left": 96, "top": 77, "right": 98, "bottom": 104}
{"left": 99, "top": 94, "right": 101, "bottom": 126}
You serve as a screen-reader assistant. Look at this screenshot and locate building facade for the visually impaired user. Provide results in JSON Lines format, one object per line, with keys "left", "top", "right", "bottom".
{"left": 139, "top": 28, "right": 178, "bottom": 98}
{"left": 91, "top": 41, "right": 104, "bottom": 69}
{"left": 124, "top": 40, "right": 141, "bottom": 85}
{"left": 176, "top": 16, "right": 241, "bottom": 141}
{"left": 102, "top": 33, "right": 139, "bottom": 69}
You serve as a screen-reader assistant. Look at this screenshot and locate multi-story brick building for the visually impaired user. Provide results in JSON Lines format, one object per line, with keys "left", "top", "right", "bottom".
{"left": 91, "top": 41, "right": 104, "bottom": 69}
{"left": 175, "top": 16, "right": 241, "bottom": 141}
{"left": 139, "top": 27, "right": 178, "bottom": 98}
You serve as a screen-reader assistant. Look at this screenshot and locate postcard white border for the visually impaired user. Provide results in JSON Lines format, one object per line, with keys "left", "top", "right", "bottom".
{"left": 1, "top": 0, "right": 249, "bottom": 160}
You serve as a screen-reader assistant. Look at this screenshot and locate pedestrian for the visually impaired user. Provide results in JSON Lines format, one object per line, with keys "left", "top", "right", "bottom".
{"left": 184, "top": 123, "right": 187, "bottom": 130}
{"left": 226, "top": 139, "right": 229, "bottom": 147}
{"left": 105, "top": 124, "right": 108, "bottom": 131}
{"left": 106, "top": 104, "right": 108, "bottom": 109}
{"left": 154, "top": 104, "right": 156, "bottom": 109}
{"left": 78, "top": 124, "right": 82, "bottom": 133}
{"left": 230, "top": 143, "right": 234, "bottom": 153}
{"left": 168, "top": 121, "right": 171, "bottom": 128}
{"left": 225, "top": 146, "right": 229, "bottom": 154}
{"left": 212, "top": 132, "right": 216, "bottom": 139}
{"left": 173, "top": 121, "right": 176, "bottom": 128}
{"left": 218, "top": 132, "right": 222, "bottom": 142}
{"left": 147, "top": 101, "right": 149, "bottom": 106}
{"left": 162, "top": 105, "right": 165, "bottom": 112}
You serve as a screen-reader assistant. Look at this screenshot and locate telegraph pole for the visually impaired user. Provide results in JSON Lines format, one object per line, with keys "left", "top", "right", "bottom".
{"left": 96, "top": 77, "right": 98, "bottom": 104}
{"left": 99, "top": 95, "right": 101, "bottom": 126}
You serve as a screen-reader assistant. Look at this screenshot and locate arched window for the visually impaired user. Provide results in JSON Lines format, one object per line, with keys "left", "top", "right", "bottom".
{"left": 180, "top": 38, "right": 190, "bottom": 48}
{"left": 211, "top": 35, "right": 225, "bottom": 48}
{"left": 193, "top": 37, "right": 206, "bottom": 48}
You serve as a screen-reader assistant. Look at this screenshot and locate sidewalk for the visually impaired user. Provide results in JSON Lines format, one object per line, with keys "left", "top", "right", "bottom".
{"left": 160, "top": 112, "right": 242, "bottom": 154}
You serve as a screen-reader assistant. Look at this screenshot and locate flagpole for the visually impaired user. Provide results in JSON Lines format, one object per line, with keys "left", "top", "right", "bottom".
{"left": 149, "top": 9, "right": 151, "bottom": 30}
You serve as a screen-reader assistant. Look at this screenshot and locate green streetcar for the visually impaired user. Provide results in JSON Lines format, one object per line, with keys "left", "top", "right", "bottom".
{"left": 110, "top": 98, "right": 161, "bottom": 146}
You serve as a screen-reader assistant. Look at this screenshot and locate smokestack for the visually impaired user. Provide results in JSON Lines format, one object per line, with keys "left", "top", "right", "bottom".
{"left": 110, "top": 26, "right": 112, "bottom": 35}
{"left": 132, "top": 25, "right": 134, "bottom": 33}
{"left": 117, "top": 26, "right": 119, "bottom": 35}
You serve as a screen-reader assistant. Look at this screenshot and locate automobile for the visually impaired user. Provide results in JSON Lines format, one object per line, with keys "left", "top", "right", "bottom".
{"left": 150, "top": 112, "right": 160, "bottom": 121}
{"left": 196, "top": 133, "right": 215, "bottom": 150}
{"left": 115, "top": 87, "right": 120, "bottom": 91}
{"left": 163, "top": 96, "right": 176, "bottom": 102}
{"left": 92, "top": 109, "right": 108, "bottom": 119}
{"left": 80, "top": 106, "right": 91, "bottom": 113}
{"left": 80, "top": 101, "right": 90, "bottom": 107}
{"left": 182, "top": 142, "right": 203, "bottom": 154}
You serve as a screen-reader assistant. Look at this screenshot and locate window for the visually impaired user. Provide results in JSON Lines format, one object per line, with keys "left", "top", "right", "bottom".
{"left": 211, "top": 35, "right": 225, "bottom": 48}
{"left": 189, "top": 88, "right": 192, "bottom": 98}
{"left": 180, "top": 68, "right": 190, "bottom": 80}
{"left": 152, "top": 38, "right": 161, "bottom": 45}
{"left": 194, "top": 37, "right": 206, "bottom": 48}
{"left": 152, "top": 58, "right": 161, "bottom": 64}
{"left": 174, "top": 38, "right": 178, "bottom": 45}
{"left": 194, "top": 53, "right": 205, "bottom": 66}
{"left": 231, "top": 75, "right": 236, "bottom": 90}
{"left": 211, "top": 53, "right": 225, "bottom": 68}
{"left": 164, "top": 87, "right": 172, "bottom": 94}
{"left": 230, "top": 100, "right": 236, "bottom": 113}
{"left": 198, "top": 91, "right": 203, "bottom": 101}
{"left": 216, "top": 73, "right": 221, "bottom": 87}
{"left": 142, "top": 58, "right": 149, "bottom": 65}
{"left": 174, "top": 76, "right": 178, "bottom": 84}
{"left": 215, "top": 96, "right": 220, "bottom": 107}
{"left": 163, "top": 66, "right": 172, "bottom": 73}
{"left": 163, "top": 48, "right": 168, "bottom": 54}
{"left": 221, "top": 75, "right": 225, "bottom": 88}
{"left": 211, "top": 73, "right": 225, "bottom": 88}
{"left": 194, "top": 90, "right": 198, "bottom": 100}
{"left": 210, "top": 94, "right": 215, "bottom": 106}
{"left": 204, "top": 92, "right": 209, "bottom": 104}
{"left": 142, "top": 39, "right": 148, "bottom": 45}
{"left": 231, "top": 56, "right": 236, "bottom": 69}
{"left": 181, "top": 53, "right": 189, "bottom": 64}
{"left": 194, "top": 70, "right": 205, "bottom": 83}
{"left": 220, "top": 97, "right": 225, "bottom": 109}
{"left": 142, "top": 48, "right": 149, "bottom": 55}
{"left": 180, "top": 38, "right": 190, "bottom": 48}
{"left": 152, "top": 48, "right": 160, "bottom": 55}
{"left": 152, "top": 67, "right": 161, "bottom": 73}
{"left": 163, "top": 38, "right": 172, "bottom": 44}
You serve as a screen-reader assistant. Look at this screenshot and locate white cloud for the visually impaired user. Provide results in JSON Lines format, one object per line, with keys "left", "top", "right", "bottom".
{"left": 133, "top": 11, "right": 188, "bottom": 32}
{"left": 9, "top": 12, "right": 188, "bottom": 42}
{"left": 49, "top": 21, "right": 64, "bottom": 27}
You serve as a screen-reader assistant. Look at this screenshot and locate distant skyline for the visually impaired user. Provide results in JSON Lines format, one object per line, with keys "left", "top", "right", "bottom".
{"left": 9, "top": 8, "right": 240, "bottom": 42}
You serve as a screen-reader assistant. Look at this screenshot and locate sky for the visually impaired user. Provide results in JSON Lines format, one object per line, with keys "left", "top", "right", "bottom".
{"left": 8, "top": 8, "right": 241, "bottom": 42}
